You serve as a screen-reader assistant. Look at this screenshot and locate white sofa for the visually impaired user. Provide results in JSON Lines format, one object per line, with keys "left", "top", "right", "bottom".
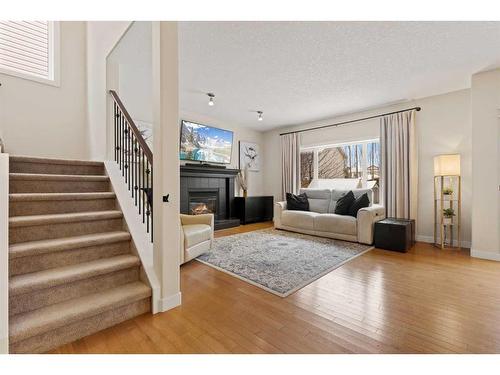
{"left": 274, "top": 188, "right": 385, "bottom": 245}
{"left": 180, "top": 213, "right": 214, "bottom": 264}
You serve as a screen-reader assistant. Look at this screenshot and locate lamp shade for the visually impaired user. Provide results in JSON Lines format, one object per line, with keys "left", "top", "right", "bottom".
{"left": 434, "top": 154, "right": 460, "bottom": 176}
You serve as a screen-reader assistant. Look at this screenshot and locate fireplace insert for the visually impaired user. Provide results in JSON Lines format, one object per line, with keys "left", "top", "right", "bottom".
{"left": 188, "top": 191, "right": 218, "bottom": 218}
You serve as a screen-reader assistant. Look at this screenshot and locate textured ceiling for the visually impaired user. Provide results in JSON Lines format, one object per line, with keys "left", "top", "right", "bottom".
{"left": 178, "top": 21, "right": 500, "bottom": 131}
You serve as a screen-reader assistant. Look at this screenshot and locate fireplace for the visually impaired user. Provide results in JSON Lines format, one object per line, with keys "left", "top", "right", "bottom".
{"left": 180, "top": 165, "right": 241, "bottom": 230}
{"left": 188, "top": 191, "right": 218, "bottom": 217}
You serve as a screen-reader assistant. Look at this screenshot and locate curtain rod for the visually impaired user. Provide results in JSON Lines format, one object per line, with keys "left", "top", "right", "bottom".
{"left": 279, "top": 106, "right": 421, "bottom": 136}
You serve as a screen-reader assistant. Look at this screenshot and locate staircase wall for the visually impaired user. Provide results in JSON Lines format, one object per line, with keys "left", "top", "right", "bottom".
{"left": 0, "top": 154, "right": 8, "bottom": 353}
{"left": 0, "top": 22, "right": 89, "bottom": 159}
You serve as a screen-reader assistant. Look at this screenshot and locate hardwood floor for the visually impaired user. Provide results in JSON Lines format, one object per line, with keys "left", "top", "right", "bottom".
{"left": 50, "top": 222, "right": 500, "bottom": 354}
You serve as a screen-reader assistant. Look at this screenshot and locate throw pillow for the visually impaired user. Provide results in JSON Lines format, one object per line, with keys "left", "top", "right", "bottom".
{"left": 286, "top": 192, "right": 309, "bottom": 211}
{"left": 348, "top": 192, "right": 370, "bottom": 217}
{"left": 334, "top": 190, "right": 355, "bottom": 215}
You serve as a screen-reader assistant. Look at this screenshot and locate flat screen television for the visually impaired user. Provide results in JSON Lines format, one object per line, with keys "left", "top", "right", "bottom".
{"left": 179, "top": 120, "right": 233, "bottom": 164}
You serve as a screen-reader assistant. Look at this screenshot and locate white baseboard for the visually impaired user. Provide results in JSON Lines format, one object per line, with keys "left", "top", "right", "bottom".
{"left": 470, "top": 249, "right": 500, "bottom": 262}
{"left": 416, "top": 235, "right": 471, "bottom": 249}
{"left": 0, "top": 336, "right": 8, "bottom": 354}
{"left": 159, "top": 292, "right": 182, "bottom": 312}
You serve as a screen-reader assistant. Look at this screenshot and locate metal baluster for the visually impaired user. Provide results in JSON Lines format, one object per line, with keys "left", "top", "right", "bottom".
{"left": 146, "top": 160, "right": 150, "bottom": 233}
{"left": 128, "top": 125, "right": 132, "bottom": 191}
{"left": 150, "top": 166, "right": 153, "bottom": 242}
{"left": 114, "top": 103, "right": 117, "bottom": 162}
{"left": 131, "top": 133, "right": 135, "bottom": 198}
{"left": 142, "top": 151, "right": 146, "bottom": 224}
{"left": 134, "top": 139, "right": 138, "bottom": 205}
{"left": 138, "top": 148, "right": 142, "bottom": 215}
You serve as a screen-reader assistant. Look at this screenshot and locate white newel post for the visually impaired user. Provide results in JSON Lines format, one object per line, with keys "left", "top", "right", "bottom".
{"left": 152, "top": 21, "right": 181, "bottom": 312}
{"left": 0, "top": 153, "right": 9, "bottom": 353}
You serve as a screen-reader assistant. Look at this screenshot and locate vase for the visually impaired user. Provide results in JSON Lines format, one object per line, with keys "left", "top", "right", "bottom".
{"left": 243, "top": 190, "right": 248, "bottom": 198}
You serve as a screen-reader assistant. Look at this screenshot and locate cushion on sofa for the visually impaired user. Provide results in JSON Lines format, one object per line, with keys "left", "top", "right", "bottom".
{"left": 299, "top": 188, "right": 331, "bottom": 213}
{"left": 348, "top": 193, "right": 370, "bottom": 217}
{"left": 281, "top": 210, "right": 319, "bottom": 230}
{"left": 330, "top": 188, "right": 373, "bottom": 213}
{"left": 286, "top": 192, "right": 309, "bottom": 211}
{"left": 334, "top": 190, "right": 355, "bottom": 215}
{"left": 314, "top": 214, "right": 357, "bottom": 235}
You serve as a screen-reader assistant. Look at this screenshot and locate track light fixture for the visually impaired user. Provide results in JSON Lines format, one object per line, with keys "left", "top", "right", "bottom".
{"left": 207, "top": 93, "right": 215, "bottom": 106}
{"left": 257, "top": 111, "right": 263, "bottom": 121}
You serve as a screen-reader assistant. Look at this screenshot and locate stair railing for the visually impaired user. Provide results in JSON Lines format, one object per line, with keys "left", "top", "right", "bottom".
{"left": 109, "top": 90, "right": 153, "bottom": 242}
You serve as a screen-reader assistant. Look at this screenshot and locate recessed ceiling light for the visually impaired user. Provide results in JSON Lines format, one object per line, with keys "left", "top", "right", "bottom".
{"left": 207, "top": 93, "right": 215, "bottom": 106}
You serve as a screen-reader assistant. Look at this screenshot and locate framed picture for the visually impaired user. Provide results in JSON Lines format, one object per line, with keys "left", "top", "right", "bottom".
{"left": 239, "top": 141, "right": 260, "bottom": 171}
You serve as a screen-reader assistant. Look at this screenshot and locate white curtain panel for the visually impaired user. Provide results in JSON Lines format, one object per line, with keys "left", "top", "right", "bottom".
{"left": 380, "top": 110, "right": 418, "bottom": 220}
{"left": 281, "top": 133, "right": 301, "bottom": 200}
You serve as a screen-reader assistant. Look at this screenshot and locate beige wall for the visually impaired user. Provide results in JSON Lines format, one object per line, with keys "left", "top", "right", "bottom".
{"left": 180, "top": 111, "right": 265, "bottom": 197}
{"left": 86, "top": 21, "right": 131, "bottom": 160}
{"left": 263, "top": 89, "right": 473, "bottom": 247}
{"left": 0, "top": 22, "right": 88, "bottom": 159}
{"left": 471, "top": 69, "right": 500, "bottom": 260}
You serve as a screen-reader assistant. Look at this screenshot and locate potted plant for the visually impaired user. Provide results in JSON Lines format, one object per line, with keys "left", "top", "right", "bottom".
{"left": 443, "top": 208, "right": 455, "bottom": 225}
{"left": 443, "top": 187, "right": 453, "bottom": 199}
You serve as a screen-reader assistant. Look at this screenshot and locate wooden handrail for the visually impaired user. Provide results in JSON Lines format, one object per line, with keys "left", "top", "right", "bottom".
{"left": 109, "top": 90, "right": 153, "bottom": 165}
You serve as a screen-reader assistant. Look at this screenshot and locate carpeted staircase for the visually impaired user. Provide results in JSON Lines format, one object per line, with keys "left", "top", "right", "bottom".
{"left": 8, "top": 156, "right": 151, "bottom": 353}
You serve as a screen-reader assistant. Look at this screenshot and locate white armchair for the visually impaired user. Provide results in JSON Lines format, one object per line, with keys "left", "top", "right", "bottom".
{"left": 180, "top": 213, "right": 214, "bottom": 264}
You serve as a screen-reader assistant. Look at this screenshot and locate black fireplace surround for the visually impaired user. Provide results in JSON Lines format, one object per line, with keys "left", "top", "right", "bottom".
{"left": 180, "top": 165, "right": 241, "bottom": 230}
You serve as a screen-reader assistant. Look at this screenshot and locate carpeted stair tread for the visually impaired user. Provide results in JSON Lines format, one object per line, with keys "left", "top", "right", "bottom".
{"left": 9, "top": 281, "right": 151, "bottom": 344}
{"left": 9, "top": 192, "right": 116, "bottom": 202}
{"left": 9, "top": 155, "right": 105, "bottom": 167}
{"left": 9, "top": 231, "right": 131, "bottom": 259}
{"left": 9, "top": 210, "right": 123, "bottom": 227}
{"left": 9, "top": 173, "right": 109, "bottom": 181}
{"left": 9, "top": 254, "right": 140, "bottom": 296}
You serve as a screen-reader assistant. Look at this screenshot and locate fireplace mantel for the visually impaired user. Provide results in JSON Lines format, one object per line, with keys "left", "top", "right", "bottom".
{"left": 180, "top": 165, "right": 240, "bottom": 230}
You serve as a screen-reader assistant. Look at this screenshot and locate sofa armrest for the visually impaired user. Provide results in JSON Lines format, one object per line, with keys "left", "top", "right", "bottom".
{"left": 357, "top": 204, "right": 386, "bottom": 245}
{"left": 180, "top": 213, "right": 214, "bottom": 228}
{"left": 274, "top": 201, "right": 287, "bottom": 228}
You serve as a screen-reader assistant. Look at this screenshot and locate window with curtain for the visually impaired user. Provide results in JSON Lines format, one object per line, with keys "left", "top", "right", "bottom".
{"left": 0, "top": 21, "right": 58, "bottom": 84}
{"left": 300, "top": 139, "right": 381, "bottom": 189}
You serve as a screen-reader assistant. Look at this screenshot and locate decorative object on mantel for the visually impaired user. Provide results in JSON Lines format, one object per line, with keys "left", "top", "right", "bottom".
{"left": 434, "top": 154, "right": 461, "bottom": 249}
{"left": 237, "top": 165, "right": 249, "bottom": 197}
{"left": 239, "top": 141, "right": 260, "bottom": 171}
{"left": 0, "top": 136, "right": 4, "bottom": 153}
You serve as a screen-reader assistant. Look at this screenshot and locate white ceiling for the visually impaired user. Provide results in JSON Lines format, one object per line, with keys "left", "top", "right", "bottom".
{"left": 178, "top": 22, "right": 500, "bottom": 131}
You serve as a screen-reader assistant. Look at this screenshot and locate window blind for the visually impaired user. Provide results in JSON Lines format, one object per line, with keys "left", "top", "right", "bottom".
{"left": 0, "top": 21, "right": 51, "bottom": 80}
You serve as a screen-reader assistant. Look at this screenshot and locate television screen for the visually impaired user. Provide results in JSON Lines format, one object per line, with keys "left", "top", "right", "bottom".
{"left": 180, "top": 120, "right": 233, "bottom": 164}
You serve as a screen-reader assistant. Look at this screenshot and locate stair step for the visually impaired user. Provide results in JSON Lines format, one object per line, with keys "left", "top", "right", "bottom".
{"left": 9, "top": 232, "right": 132, "bottom": 276}
{"left": 9, "top": 211, "right": 124, "bottom": 244}
{"left": 9, "top": 255, "right": 141, "bottom": 315}
{"left": 9, "top": 192, "right": 117, "bottom": 216}
{"left": 9, "top": 281, "right": 151, "bottom": 345}
{"left": 10, "top": 210, "right": 123, "bottom": 227}
{"left": 10, "top": 231, "right": 131, "bottom": 259}
{"left": 9, "top": 156, "right": 105, "bottom": 176}
{"left": 10, "top": 254, "right": 140, "bottom": 296}
{"left": 9, "top": 173, "right": 110, "bottom": 193}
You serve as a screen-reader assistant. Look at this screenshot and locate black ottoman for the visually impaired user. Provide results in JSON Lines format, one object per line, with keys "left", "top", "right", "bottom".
{"left": 374, "top": 218, "right": 415, "bottom": 252}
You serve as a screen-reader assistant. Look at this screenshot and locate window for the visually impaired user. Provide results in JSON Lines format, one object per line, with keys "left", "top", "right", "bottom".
{"left": 300, "top": 150, "right": 314, "bottom": 188}
{"left": 300, "top": 139, "right": 381, "bottom": 193}
{"left": 0, "top": 21, "right": 59, "bottom": 85}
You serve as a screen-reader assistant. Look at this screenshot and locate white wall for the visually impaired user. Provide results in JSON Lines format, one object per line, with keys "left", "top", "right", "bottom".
{"left": 0, "top": 154, "right": 8, "bottom": 353}
{"left": 0, "top": 22, "right": 88, "bottom": 159}
{"left": 152, "top": 21, "right": 181, "bottom": 312}
{"left": 86, "top": 21, "right": 131, "bottom": 160}
{"left": 470, "top": 69, "right": 500, "bottom": 260}
{"left": 180, "top": 111, "right": 265, "bottom": 197}
{"left": 263, "top": 89, "right": 472, "bottom": 247}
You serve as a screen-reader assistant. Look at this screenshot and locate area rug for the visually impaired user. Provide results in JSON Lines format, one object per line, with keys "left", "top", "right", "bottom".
{"left": 196, "top": 229, "right": 373, "bottom": 297}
